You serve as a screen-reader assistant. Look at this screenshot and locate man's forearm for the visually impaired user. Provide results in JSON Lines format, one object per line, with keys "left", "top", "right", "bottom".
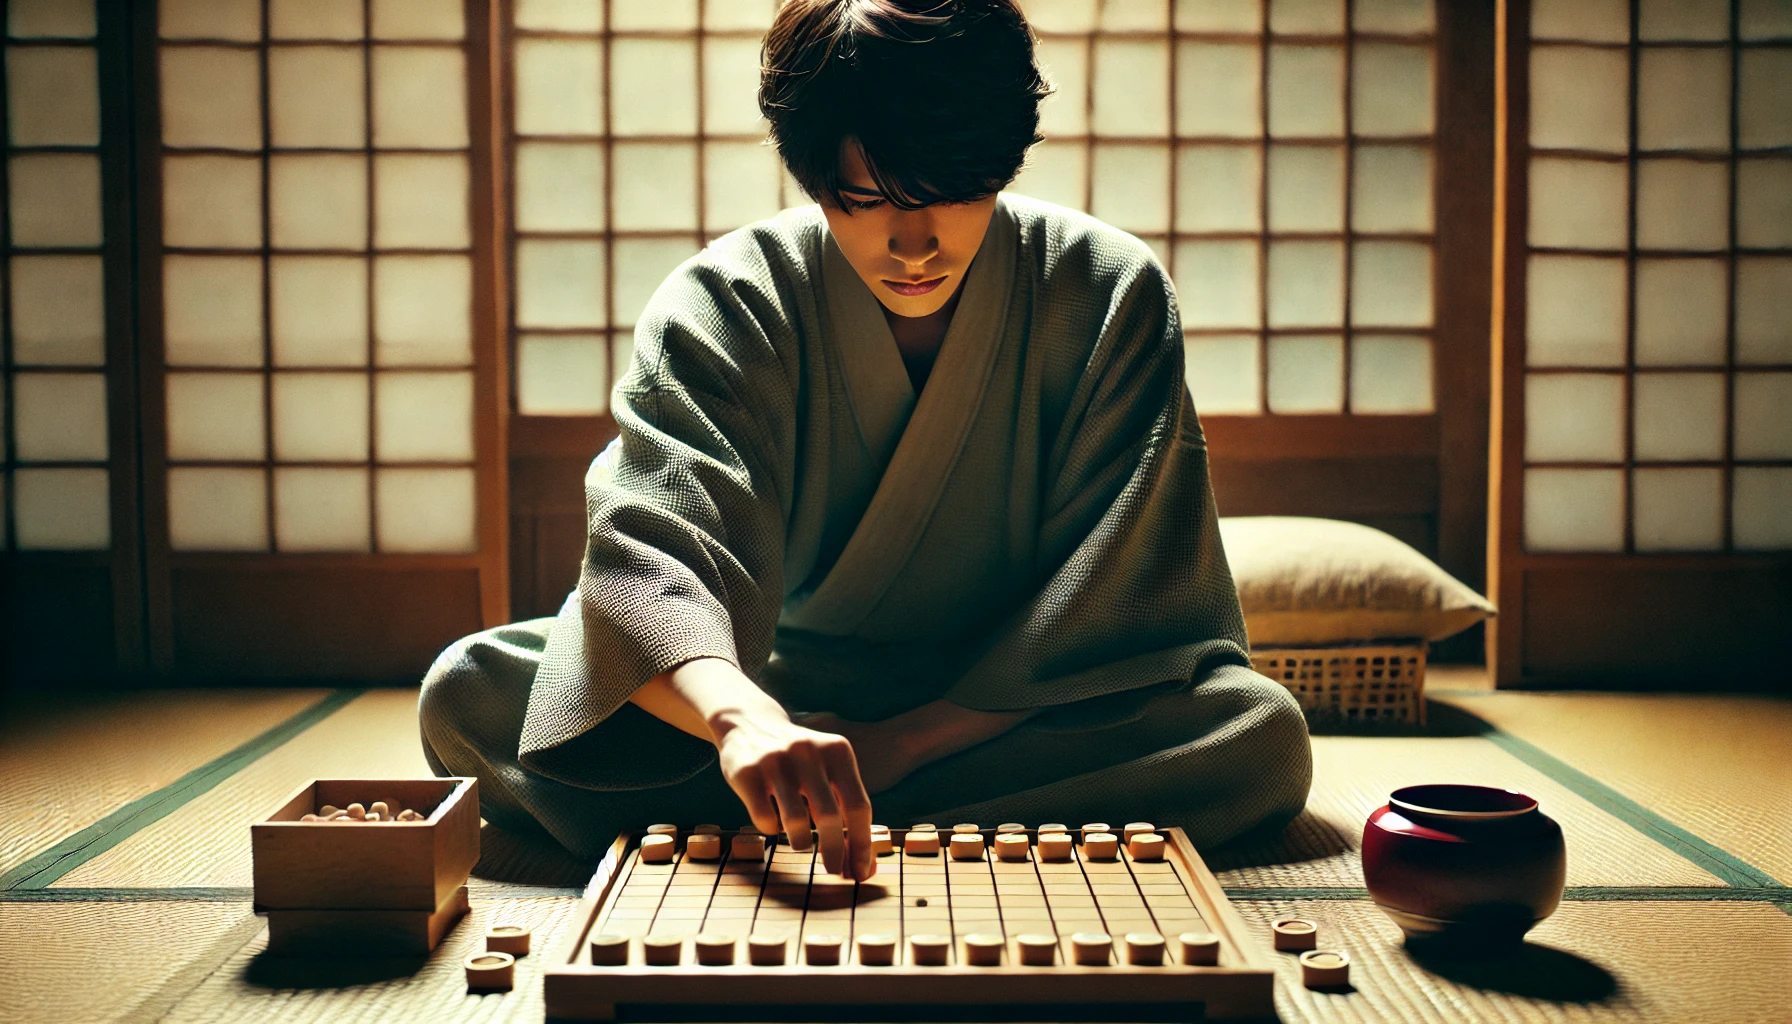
{"left": 889, "top": 700, "right": 1033, "bottom": 769}
{"left": 628, "top": 656, "right": 788, "bottom": 744}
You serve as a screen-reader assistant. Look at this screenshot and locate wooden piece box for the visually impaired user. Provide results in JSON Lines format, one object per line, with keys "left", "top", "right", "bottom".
{"left": 266, "top": 885, "right": 469, "bottom": 957}
{"left": 252, "top": 778, "right": 479, "bottom": 911}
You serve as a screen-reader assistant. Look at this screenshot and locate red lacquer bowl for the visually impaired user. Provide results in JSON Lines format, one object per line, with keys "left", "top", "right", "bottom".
{"left": 1362, "top": 784, "right": 1566, "bottom": 949}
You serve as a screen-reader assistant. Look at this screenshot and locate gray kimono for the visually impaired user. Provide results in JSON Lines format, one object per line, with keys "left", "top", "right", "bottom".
{"left": 421, "top": 195, "right": 1310, "bottom": 858}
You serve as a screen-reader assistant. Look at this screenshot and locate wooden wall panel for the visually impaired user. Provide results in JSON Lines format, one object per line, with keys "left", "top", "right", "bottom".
{"left": 1521, "top": 565, "right": 1792, "bottom": 688}
{"left": 169, "top": 566, "right": 482, "bottom": 681}
{"left": 1, "top": 561, "right": 117, "bottom": 683}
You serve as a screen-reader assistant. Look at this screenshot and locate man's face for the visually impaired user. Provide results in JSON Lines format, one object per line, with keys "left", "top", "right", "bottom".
{"left": 818, "top": 142, "right": 999, "bottom": 318}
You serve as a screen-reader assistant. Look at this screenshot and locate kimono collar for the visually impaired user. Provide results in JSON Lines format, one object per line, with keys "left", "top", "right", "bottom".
{"left": 821, "top": 198, "right": 1019, "bottom": 469}
{"left": 795, "top": 197, "right": 1019, "bottom": 635}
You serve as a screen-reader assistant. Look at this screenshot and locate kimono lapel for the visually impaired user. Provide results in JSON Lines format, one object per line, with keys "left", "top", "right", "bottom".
{"left": 823, "top": 234, "right": 915, "bottom": 468}
{"left": 790, "top": 198, "right": 1018, "bottom": 635}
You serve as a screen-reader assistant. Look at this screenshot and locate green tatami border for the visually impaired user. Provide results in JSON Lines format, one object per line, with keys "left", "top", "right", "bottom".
{"left": 1474, "top": 724, "right": 1784, "bottom": 890}
{"left": 0, "top": 688, "right": 365, "bottom": 891}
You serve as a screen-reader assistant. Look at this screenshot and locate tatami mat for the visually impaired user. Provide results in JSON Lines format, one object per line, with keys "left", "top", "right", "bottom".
{"left": 0, "top": 689, "right": 328, "bottom": 872}
{"left": 1210, "top": 735, "right": 1726, "bottom": 889}
{"left": 55, "top": 689, "right": 431, "bottom": 888}
{"left": 1231, "top": 897, "right": 1792, "bottom": 1024}
{"left": 0, "top": 900, "right": 259, "bottom": 1024}
{"left": 6, "top": 682, "right": 1787, "bottom": 1024}
{"left": 1436, "top": 691, "right": 1792, "bottom": 885}
{"left": 153, "top": 895, "right": 578, "bottom": 1024}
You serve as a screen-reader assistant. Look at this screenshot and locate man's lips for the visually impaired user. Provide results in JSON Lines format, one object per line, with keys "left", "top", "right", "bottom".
{"left": 882, "top": 275, "right": 947, "bottom": 297}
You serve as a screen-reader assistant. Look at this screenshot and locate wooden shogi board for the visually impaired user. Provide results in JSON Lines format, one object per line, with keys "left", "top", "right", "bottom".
{"left": 543, "top": 826, "right": 1274, "bottom": 1020}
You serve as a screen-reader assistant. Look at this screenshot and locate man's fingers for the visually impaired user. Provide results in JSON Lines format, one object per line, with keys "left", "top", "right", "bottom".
{"left": 730, "top": 765, "right": 782, "bottom": 839}
{"left": 822, "top": 742, "right": 874, "bottom": 880}
{"left": 797, "top": 755, "right": 847, "bottom": 878}
{"left": 769, "top": 758, "right": 813, "bottom": 850}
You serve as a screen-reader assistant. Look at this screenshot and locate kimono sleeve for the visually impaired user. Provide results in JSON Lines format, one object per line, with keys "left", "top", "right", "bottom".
{"left": 943, "top": 258, "right": 1251, "bottom": 712}
{"left": 517, "top": 242, "right": 802, "bottom": 790}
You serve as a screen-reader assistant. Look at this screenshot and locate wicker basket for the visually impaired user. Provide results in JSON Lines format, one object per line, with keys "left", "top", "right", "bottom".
{"left": 1251, "top": 643, "right": 1427, "bottom": 726}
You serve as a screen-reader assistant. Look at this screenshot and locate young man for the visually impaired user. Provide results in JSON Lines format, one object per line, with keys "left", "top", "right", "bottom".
{"left": 421, "top": 0, "right": 1310, "bottom": 880}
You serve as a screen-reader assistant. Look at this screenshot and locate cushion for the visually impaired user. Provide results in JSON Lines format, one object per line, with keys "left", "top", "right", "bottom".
{"left": 1218, "top": 516, "right": 1495, "bottom": 646}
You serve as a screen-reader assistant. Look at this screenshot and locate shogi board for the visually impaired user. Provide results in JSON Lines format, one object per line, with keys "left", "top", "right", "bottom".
{"left": 543, "top": 827, "right": 1274, "bottom": 1020}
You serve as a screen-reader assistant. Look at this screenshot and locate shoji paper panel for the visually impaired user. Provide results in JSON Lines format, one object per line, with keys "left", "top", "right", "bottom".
{"left": 5, "top": 4, "right": 111, "bottom": 550}
{"left": 158, "top": 7, "right": 478, "bottom": 553}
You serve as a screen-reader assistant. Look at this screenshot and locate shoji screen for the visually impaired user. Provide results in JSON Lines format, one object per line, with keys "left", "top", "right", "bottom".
{"left": 141, "top": 0, "right": 507, "bottom": 678}
{"left": 1011, "top": 0, "right": 1495, "bottom": 607}
{"left": 504, "top": 0, "right": 790, "bottom": 617}
{"left": 503, "top": 0, "right": 1496, "bottom": 621}
{"left": 2, "top": 0, "right": 142, "bottom": 677}
{"left": 1017, "top": 0, "right": 1437, "bottom": 415}
{"left": 1493, "top": 0, "right": 1791, "bottom": 684}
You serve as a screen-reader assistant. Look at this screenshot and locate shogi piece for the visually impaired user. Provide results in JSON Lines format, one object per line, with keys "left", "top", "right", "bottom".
{"left": 694, "top": 934, "right": 735, "bottom": 966}
{"left": 805, "top": 934, "right": 844, "bottom": 966}
{"left": 646, "top": 823, "right": 678, "bottom": 839}
{"left": 465, "top": 951, "right": 515, "bottom": 992}
{"left": 1016, "top": 933, "right": 1057, "bottom": 966}
{"left": 1037, "top": 823, "right": 1068, "bottom": 834}
{"left": 692, "top": 824, "right": 722, "bottom": 835}
{"left": 731, "top": 832, "right": 767, "bottom": 859}
{"left": 640, "top": 834, "right": 676, "bottom": 863}
{"left": 1128, "top": 833, "right": 1166, "bottom": 861}
{"left": 963, "top": 932, "right": 1004, "bottom": 966}
{"left": 643, "top": 936, "right": 683, "bottom": 966}
{"left": 995, "top": 834, "right": 1031, "bottom": 861}
{"left": 686, "top": 834, "right": 722, "bottom": 861}
{"left": 748, "top": 935, "right": 787, "bottom": 966}
{"left": 1273, "top": 918, "right": 1319, "bottom": 952}
{"left": 486, "top": 923, "right": 531, "bottom": 956}
{"left": 857, "top": 932, "right": 897, "bottom": 966}
{"left": 1300, "top": 950, "right": 1351, "bottom": 989}
{"left": 266, "top": 885, "right": 468, "bottom": 956}
{"left": 590, "top": 933, "right": 629, "bottom": 966}
{"left": 952, "top": 823, "right": 981, "bottom": 834}
{"left": 910, "top": 823, "right": 938, "bottom": 832}
{"left": 949, "top": 833, "right": 986, "bottom": 860}
{"left": 903, "top": 830, "right": 941, "bottom": 856}
{"left": 252, "top": 778, "right": 477, "bottom": 914}
{"left": 1038, "top": 833, "right": 1073, "bottom": 861}
{"left": 909, "top": 933, "right": 951, "bottom": 966}
{"left": 1122, "top": 822, "right": 1155, "bottom": 844}
{"left": 1080, "top": 822, "right": 1111, "bottom": 838}
{"left": 870, "top": 829, "right": 894, "bottom": 856}
{"left": 1125, "top": 932, "right": 1165, "bottom": 966}
{"left": 1071, "top": 932, "right": 1113, "bottom": 966}
{"left": 996, "top": 822, "right": 1026, "bottom": 834}
{"left": 1178, "top": 931, "right": 1220, "bottom": 966}
{"left": 1082, "top": 832, "right": 1119, "bottom": 860}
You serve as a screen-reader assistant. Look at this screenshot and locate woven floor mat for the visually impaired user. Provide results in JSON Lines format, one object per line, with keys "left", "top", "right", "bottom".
{"left": 1231, "top": 897, "right": 1792, "bottom": 1024}
{"left": 0, "top": 689, "right": 328, "bottom": 874}
{"left": 153, "top": 895, "right": 578, "bottom": 1024}
{"left": 1209, "top": 735, "right": 1724, "bottom": 889}
{"left": 1435, "top": 691, "right": 1792, "bottom": 885}
{"left": 56, "top": 689, "right": 431, "bottom": 889}
{"left": 0, "top": 900, "right": 259, "bottom": 1024}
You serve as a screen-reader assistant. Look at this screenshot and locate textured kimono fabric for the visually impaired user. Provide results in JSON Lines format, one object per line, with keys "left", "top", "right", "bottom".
{"left": 421, "top": 195, "right": 1311, "bottom": 858}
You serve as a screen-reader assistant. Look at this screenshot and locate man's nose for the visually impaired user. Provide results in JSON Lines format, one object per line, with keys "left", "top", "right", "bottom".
{"left": 888, "top": 212, "right": 939, "bottom": 270}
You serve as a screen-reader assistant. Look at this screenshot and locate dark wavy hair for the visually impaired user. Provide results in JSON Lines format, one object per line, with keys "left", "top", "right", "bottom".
{"left": 759, "top": 0, "right": 1049, "bottom": 211}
